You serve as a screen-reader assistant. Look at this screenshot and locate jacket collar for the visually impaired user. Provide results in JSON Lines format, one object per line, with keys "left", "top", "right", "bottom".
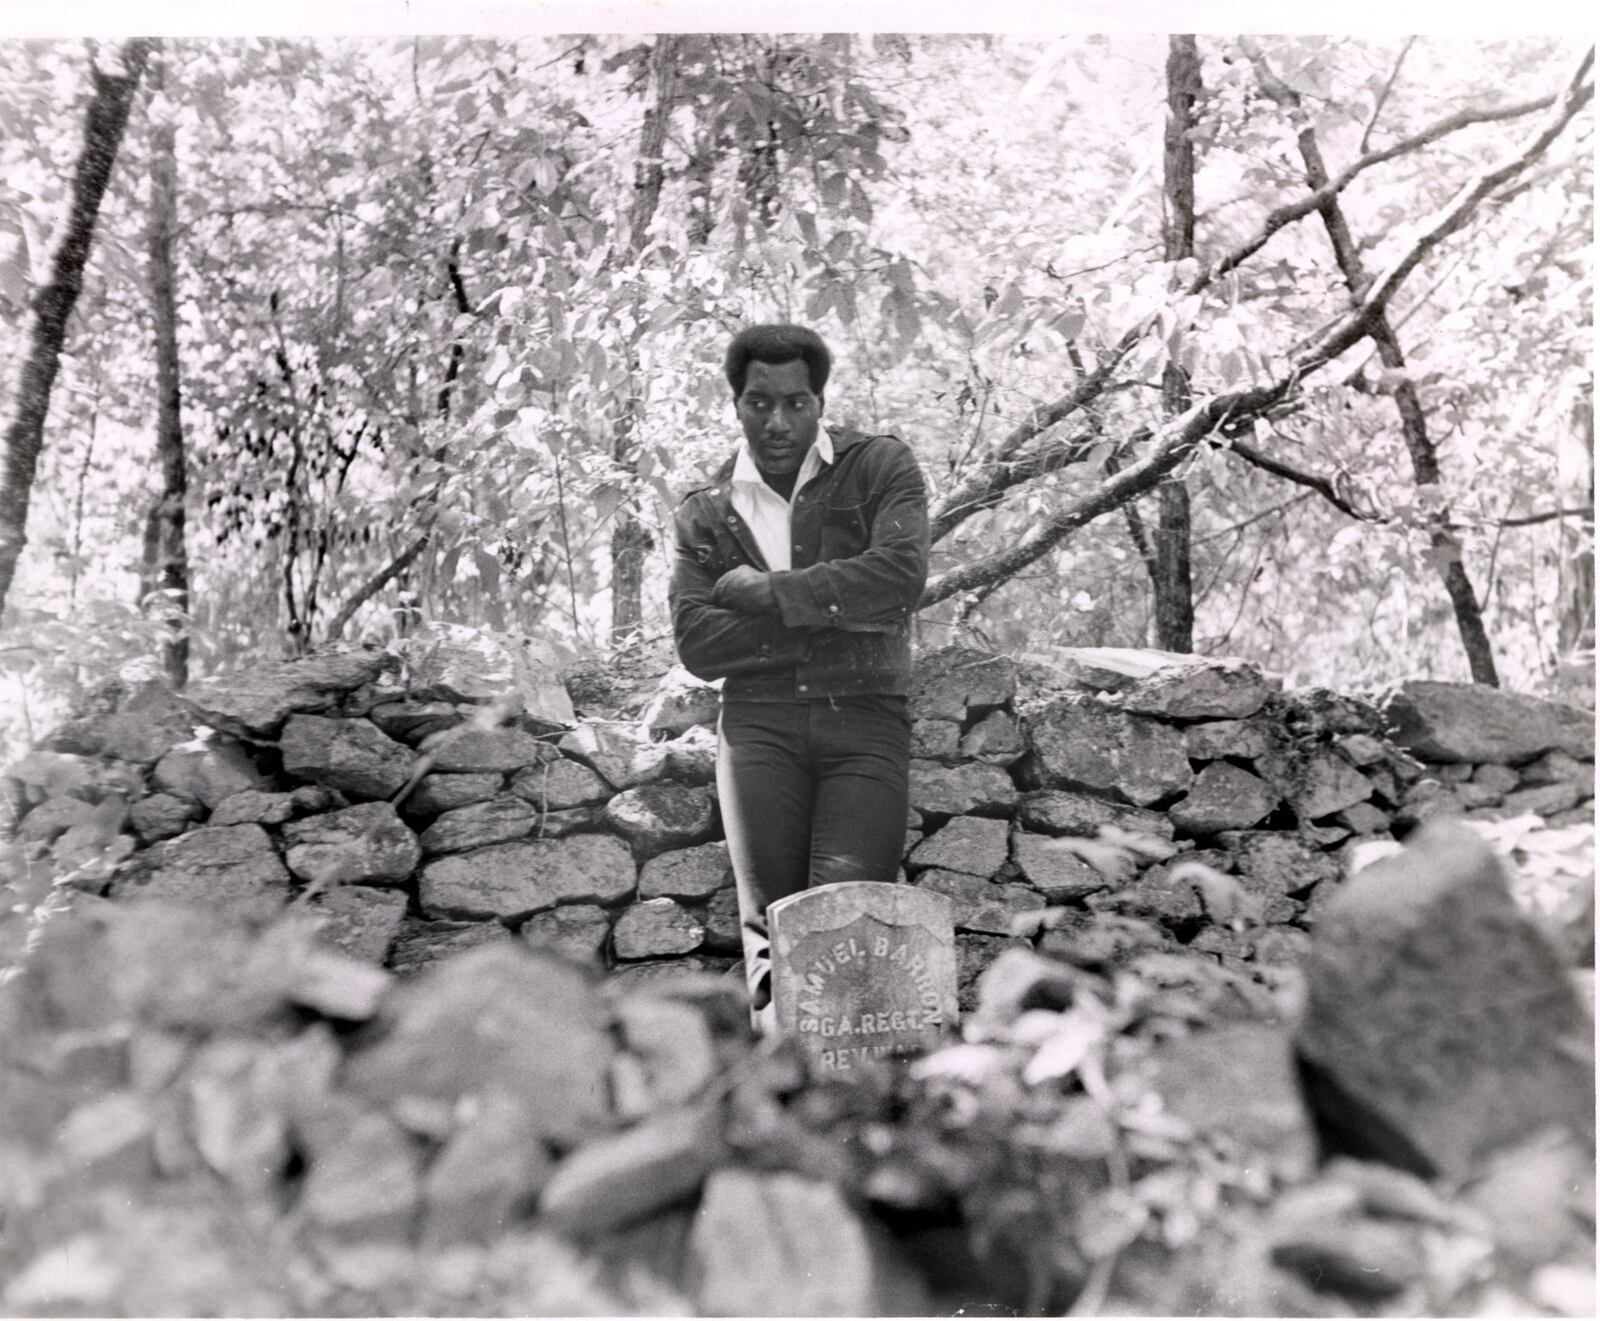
{"left": 702, "top": 424, "right": 868, "bottom": 491}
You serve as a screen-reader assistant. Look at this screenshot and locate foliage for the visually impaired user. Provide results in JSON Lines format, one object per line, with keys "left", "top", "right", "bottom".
{"left": 0, "top": 34, "right": 1592, "bottom": 765}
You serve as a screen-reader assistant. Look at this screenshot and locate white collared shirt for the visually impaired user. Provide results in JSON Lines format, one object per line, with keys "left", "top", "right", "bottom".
{"left": 729, "top": 428, "right": 835, "bottom": 571}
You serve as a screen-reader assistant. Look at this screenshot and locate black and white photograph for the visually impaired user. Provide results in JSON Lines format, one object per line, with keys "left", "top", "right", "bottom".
{"left": 0, "top": 2, "right": 1593, "bottom": 1314}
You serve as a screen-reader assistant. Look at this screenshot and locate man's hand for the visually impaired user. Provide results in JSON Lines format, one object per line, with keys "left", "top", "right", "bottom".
{"left": 713, "top": 565, "right": 778, "bottom": 615}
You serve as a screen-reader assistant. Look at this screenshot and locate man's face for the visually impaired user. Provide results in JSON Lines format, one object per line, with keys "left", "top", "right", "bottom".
{"left": 736, "top": 358, "right": 824, "bottom": 477}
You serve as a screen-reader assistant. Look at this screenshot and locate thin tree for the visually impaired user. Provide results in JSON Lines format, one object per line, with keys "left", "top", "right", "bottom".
{"left": 1248, "top": 42, "right": 1502, "bottom": 684}
{"left": 609, "top": 34, "right": 680, "bottom": 645}
{"left": 1146, "top": 34, "right": 1200, "bottom": 651}
{"left": 143, "top": 48, "right": 190, "bottom": 686}
{"left": 0, "top": 38, "right": 152, "bottom": 618}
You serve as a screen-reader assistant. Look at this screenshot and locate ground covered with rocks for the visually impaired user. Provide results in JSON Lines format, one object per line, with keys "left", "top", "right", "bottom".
{"left": 0, "top": 631, "right": 1593, "bottom": 1315}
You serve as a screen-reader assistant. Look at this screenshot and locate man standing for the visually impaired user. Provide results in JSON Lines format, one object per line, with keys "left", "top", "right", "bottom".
{"left": 669, "top": 324, "right": 930, "bottom": 1027}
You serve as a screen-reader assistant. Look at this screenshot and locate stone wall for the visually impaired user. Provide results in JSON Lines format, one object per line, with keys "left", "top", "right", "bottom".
{"left": 2, "top": 637, "right": 1593, "bottom": 1315}
{"left": 3, "top": 639, "right": 1594, "bottom": 1002}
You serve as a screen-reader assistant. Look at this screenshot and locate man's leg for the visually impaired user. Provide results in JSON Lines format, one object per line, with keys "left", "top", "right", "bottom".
{"left": 808, "top": 695, "right": 912, "bottom": 888}
{"left": 716, "top": 700, "right": 813, "bottom": 1019}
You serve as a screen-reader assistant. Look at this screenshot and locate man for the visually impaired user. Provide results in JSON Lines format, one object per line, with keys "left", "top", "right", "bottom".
{"left": 669, "top": 324, "right": 930, "bottom": 1027}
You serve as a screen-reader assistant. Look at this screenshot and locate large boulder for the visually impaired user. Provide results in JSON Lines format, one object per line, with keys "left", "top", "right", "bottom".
{"left": 909, "top": 647, "right": 1017, "bottom": 722}
{"left": 907, "top": 816, "right": 1010, "bottom": 878}
{"left": 1183, "top": 716, "right": 1278, "bottom": 762}
{"left": 151, "top": 741, "right": 267, "bottom": 809}
{"left": 1010, "top": 832, "right": 1109, "bottom": 900}
{"left": 422, "top": 1091, "right": 554, "bottom": 1245}
{"left": 910, "top": 719, "right": 960, "bottom": 762}
{"left": 509, "top": 759, "right": 612, "bottom": 811}
{"left": 1254, "top": 744, "right": 1374, "bottom": 822}
{"left": 14, "top": 795, "right": 96, "bottom": 845}
{"left": 1381, "top": 680, "right": 1595, "bottom": 763}
{"left": 1118, "top": 656, "right": 1278, "bottom": 720}
{"left": 296, "top": 1094, "right": 423, "bottom": 1239}
{"left": 521, "top": 904, "right": 613, "bottom": 965}
{"left": 915, "top": 870, "right": 1043, "bottom": 936}
{"left": 388, "top": 917, "right": 511, "bottom": 977}
{"left": 559, "top": 722, "right": 665, "bottom": 790}
{"left": 1147, "top": 1024, "right": 1317, "bottom": 1180}
{"left": 1015, "top": 789, "right": 1173, "bottom": 840}
{"left": 367, "top": 698, "right": 461, "bottom": 744}
{"left": 209, "top": 785, "right": 345, "bottom": 828}
{"left": 1296, "top": 822, "right": 1595, "bottom": 1180}
{"left": 128, "top": 792, "right": 199, "bottom": 843}
{"left": 639, "top": 667, "right": 721, "bottom": 738}
{"left": 308, "top": 885, "right": 409, "bottom": 963}
{"left": 1025, "top": 696, "right": 1193, "bottom": 806}
{"left": 605, "top": 785, "right": 717, "bottom": 856}
{"left": 540, "top": 1104, "right": 723, "bottom": 1238}
{"left": 613, "top": 995, "right": 720, "bottom": 1114}
{"left": 405, "top": 772, "right": 502, "bottom": 816}
{"left": 281, "top": 802, "right": 420, "bottom": 887}
{"left": 418, "top": 795, "right": 540, "bottom": 856}
{"left": 419, "top": 724, "right": 557, "bottom": 775}
{"left": 279, "top": 716, "right": 416, "bottom": 800}
{"left": 638, "top": 841, "right": 732, "bottom": 901}
{"left": 42, "top": 685, "right": 195, "bottom": 765}
{"left": 418, "top": 834, "right": 636, "bottom": 922}
{"left": 958, "top": 710, "right": 1025, "bottom": 765}
{"left": 612, "top": 898, "right": 705, "bottom": 959}
{"left": 1169, "top": 762, "right": 1280, "bottom": 834}
{"left": 1220, "top": 830, "right": 1340, "bottom": 912}
{"left": 114, "top": 825, "right": 292, "bottom": 916}
{"left": 908, "top": 761, "right": 1018, "bottom": 816}
{"left": 182, "top": 648, "right": 395, "bottom": 738}
{"left": 345, "top": 942, "right": 614, "bottom": 1144}
{"left": 405, "top": 622, "right": 576, "bottom": 730}
{"left": 688, "top": 1167, "right": 930, "bottom": 1316}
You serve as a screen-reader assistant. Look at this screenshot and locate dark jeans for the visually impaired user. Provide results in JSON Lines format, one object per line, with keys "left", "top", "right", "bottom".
{"left": 717, "top": 694, "right": 911, "bottom": 1011}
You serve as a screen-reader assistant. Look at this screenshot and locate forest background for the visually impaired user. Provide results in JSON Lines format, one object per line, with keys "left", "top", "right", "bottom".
{"left": 0, "top": 19, "right": 1592, "bottom": 768}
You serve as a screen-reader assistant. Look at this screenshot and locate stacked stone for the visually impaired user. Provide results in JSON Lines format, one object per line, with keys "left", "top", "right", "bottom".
{"left": 0, "top": 903, "right": 927, "bottom": 1314}
{"left": 903, "top": 650, "right": 1382, "bottom": 1001}
{"left": 1, "top": 631, "right": 746, "bottom": 984}
{"left": 1382, "top": 679, "right": 1596, "bottom": 830}
{"left": 3, "top": 637, "right": 1592, "bottom": 1003}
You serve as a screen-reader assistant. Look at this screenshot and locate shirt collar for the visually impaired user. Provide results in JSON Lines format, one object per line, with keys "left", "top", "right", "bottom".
{"left": 731, "top": 428, "right": 835, "bottom": 487}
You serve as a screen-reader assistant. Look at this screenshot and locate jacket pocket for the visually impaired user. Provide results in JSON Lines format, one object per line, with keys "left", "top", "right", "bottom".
{"left": 819, "top": 499, "right": 871, "bottom": 560}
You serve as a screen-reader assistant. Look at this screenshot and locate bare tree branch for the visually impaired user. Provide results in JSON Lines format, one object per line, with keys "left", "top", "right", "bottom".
{"left": 1461, "top": 507, "right": 1593, "bottom": 530}
{"left": 1210, "top": 89, "right": 1564, "bottom": 285}
{"left": 927, "top": 58, "right": 1575, "bottom": 552}
{"left": 1228, "top": 438, "right": 1379, "bottom": 520}
{"left": 324, "top": 534, "right": 430, "bottom": 641}
{"left": 1359, "top": 38, "right": 1416, "bottom": 154}
{"left": 920, "top": 57, "right": 1595, "bottom": 609}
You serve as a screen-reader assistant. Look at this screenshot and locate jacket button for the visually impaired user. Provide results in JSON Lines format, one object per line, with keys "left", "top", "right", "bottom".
{"left": 725, "top": 516, "right": 737, "bottom": 525}
{"left": 798, "top": 684, "right": 809, "bottom": 693}
{"left": 827, "top": 604, "right": 839, "bottom": 614}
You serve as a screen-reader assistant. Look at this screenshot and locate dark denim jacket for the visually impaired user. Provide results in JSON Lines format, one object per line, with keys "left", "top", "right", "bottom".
{"left": 670, "top": 427, "right": 930, "bottom": 701}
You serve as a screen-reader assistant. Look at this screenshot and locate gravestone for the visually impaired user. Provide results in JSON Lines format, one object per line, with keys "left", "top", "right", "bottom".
{"left": 769, "top": 882, "right": 958, "bottom": 1073}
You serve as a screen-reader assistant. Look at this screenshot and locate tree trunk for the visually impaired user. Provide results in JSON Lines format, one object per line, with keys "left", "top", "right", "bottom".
{"left": 1150, "top": 35, "right": 1200, "bottom": 651}
{"left": 145, "top": 68, "right": 190, "bottom": 688}
{"left": 1282, "top": 93, "right": 1501, "bottom": 684}
{"left": 0, "top": 39, "right": 151, "bottom": 618}
{"left": 1557, "top": 388, "right": 1594, "bottom": 660}
{"left": 609, "top": 34, "right": 678, "bottom": 646}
